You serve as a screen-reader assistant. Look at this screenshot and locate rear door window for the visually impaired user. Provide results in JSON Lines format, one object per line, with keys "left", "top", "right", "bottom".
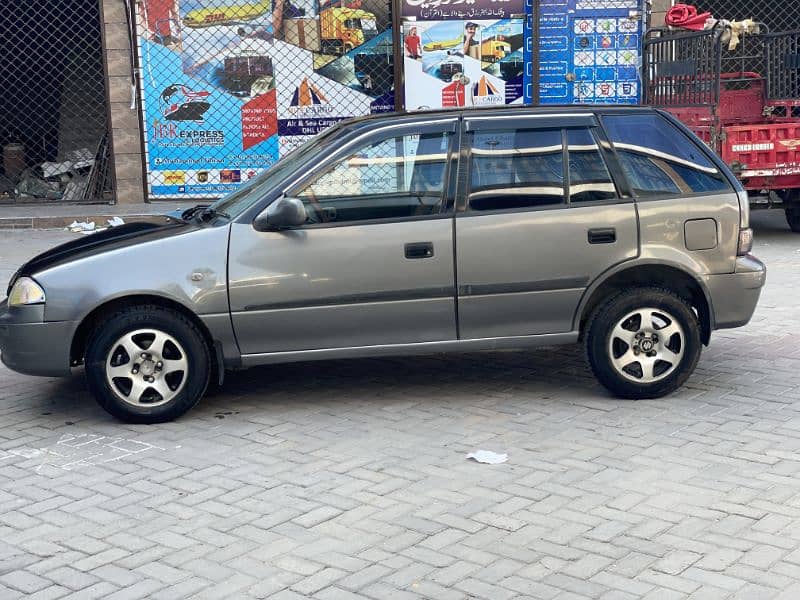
{"left": 468, "top": 128, "right": 565, "bottom": 211}
{"left": 602, "top": 113, "right": 732, "bottom": 197}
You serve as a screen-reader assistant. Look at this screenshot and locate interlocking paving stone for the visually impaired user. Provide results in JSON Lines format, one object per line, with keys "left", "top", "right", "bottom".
{"left": 1, "top": 212, "right": 799, "bottom": 598}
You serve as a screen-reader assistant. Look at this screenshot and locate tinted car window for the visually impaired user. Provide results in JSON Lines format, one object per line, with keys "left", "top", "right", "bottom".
{"left": 566, "top": 128, "right": 616, "bottom": 203}
{"left": 293, "top": 131, "right": 450, "bottom": 224}
{"left": 603, "top": 113, "right": 732, "bottom": 197}
{"left": 210, "top": 123, "right": 341, "bottom": 218}
{"left": 469, "top": 128, "right": 564, "bottom": 211}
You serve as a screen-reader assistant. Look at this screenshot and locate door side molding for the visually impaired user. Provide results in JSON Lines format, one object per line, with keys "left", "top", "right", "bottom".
{"left": 459, "top": 276, "right": 589, "bottom": 296}
{"left": 240, "top": 331, "right": 579, "bottom": 366}
{"left": 242, "top": 286, "right": 456, "bottom": 312}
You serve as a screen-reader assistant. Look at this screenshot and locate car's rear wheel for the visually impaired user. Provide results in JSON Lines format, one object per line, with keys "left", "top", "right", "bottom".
{"left": 586, "top": 287, "right": 702, "bottom": 399}
{"left": 85, "top": 305, "right": 210, "bottom": 423}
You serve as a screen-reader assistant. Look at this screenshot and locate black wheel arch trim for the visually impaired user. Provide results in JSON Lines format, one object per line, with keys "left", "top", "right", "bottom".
{"left": 574, "top": 259, "right": 716, "bottom": 339}
{"left": 68, "top": 292, "right": 232, "bottom": 382}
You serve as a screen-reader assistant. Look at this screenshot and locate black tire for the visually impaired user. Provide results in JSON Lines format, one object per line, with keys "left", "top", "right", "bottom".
{"left": 85, "top": 305, "right": 211, "bottom": 423}
{"left": 786, "top": 207, "right": 800, "bottom": 233}
{"left": 586, "top": 287, "right": 702, "bottom": 400}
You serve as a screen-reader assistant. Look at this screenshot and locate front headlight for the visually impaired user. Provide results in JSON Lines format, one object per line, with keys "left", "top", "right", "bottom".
{"left": 8, "top": 277, "right": 46, "bottom": 306}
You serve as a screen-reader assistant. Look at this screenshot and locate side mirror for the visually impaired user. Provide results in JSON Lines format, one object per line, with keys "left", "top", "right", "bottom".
{"left": 254, "top": 196, "right": 307, "bottom": 231}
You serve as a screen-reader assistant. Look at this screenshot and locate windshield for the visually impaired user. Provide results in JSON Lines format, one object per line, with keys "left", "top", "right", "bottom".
{"left": 209, "top": 125, "right": 341, "bottom": 218}
{"left": 362, "top": 18, "right": 378, "bottom": 31}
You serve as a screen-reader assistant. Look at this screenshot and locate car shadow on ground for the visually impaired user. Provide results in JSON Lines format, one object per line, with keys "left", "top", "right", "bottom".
{"left": 217, "top": 345, "right": 595, "bottom": 398}
{"left": 23, "top": 344, "right": 605, "bottom": 425}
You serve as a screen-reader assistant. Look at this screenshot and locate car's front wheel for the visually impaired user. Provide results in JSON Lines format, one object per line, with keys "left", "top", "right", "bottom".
{"left": 586, "top": 287, "right": 702, "bottom": 399}
{"left": 85, "top": 305, "right": 211, "bottom": 423}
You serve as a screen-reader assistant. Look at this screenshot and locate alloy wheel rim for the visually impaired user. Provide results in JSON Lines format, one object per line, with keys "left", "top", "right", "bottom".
{"left": 105, "top": 329, "right": 188, "bottom": 407}
{"left": 608, "top": 307, "right": 685, "bottom": 384}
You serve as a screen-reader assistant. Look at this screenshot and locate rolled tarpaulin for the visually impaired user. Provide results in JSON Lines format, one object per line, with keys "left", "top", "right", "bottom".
{"left": 666, "top": 4, "right": 712, "bottom": 31}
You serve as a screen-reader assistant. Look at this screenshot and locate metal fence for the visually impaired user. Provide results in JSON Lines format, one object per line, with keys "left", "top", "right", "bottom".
{"left": 765, "top": 31, "right": 800, "bottom": 105}
{"left": 0, "top": 0, "right": 112, "bottom": 205}
{"left": 699, "top": 0, "right": 800, "bottom": 33}
{"left": 643, "top": 25, "right": 800, "bottom": 107}
{"left": 643, "top": 28, "right": 720, "bottom": 107}
{"left": 135, "top": 0, "right": 650, "bottom": 199}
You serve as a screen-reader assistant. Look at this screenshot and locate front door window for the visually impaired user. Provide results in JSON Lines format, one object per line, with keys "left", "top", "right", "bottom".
{"left": 293, "top": 131, "right": 451, "bottom": 225}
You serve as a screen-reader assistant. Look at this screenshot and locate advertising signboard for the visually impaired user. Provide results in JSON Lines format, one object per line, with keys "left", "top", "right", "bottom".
{"left": 136, "top": 0, "right": 395, "bottom": 198}
{"left": 135, "top": 0, "right": 645, "bottom": 198}
{"left": 533, "top": 0, "right": 643, "bottom": 104}
{"left": 400, "top": 0, "right": 525, "bottom": 111}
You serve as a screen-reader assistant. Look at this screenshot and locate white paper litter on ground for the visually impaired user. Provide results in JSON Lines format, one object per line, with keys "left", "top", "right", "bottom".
{"left": 107, "top": 217, "right": 125, "bottom": 227}
{"left": 466, "top": 450, "right": 508, "bottom": 464}
{"left": 67, "top": 221, "right": 96, "bottom": 233}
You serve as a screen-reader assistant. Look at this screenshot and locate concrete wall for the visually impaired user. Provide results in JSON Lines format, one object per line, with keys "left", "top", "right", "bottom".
{"left": 101, "top": 0, "right": 146, "bottom": 204}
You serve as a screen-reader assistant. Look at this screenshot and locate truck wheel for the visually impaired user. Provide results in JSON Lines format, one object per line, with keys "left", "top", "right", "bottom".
{"left": 586, "top": 287, "right": 702, "bottom": 400}
{"left": 786, "top": 207, "right": 800, "bottom": 233}
{"left": 85, "top": 305, "right": 211, "bottom": 423}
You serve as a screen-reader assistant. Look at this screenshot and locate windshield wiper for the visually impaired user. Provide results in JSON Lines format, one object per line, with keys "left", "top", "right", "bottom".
{"left": 180, "top": 204, "right": 210, "bottom": 220}
{"left": 198, "top": 206, "right": 230, "bottom": 221}
{"left": 179, "top": 204, "right": 230, "bottom": 222}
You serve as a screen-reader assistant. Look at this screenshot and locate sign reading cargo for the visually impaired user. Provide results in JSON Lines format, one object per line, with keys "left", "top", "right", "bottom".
{"left": 135, "top": 0, "right": 395, "bottom": 199}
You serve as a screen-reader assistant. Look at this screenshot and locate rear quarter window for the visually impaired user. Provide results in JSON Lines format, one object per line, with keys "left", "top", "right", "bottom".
{"left": 602, "top": 113, "right": 733, "bottom": 197}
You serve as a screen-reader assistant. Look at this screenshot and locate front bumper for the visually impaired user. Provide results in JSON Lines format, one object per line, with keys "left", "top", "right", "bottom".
{"left": 0, "top": 301, "right": 75, "bottom": 376}
{"left": 706, "top": 254, "right": 767, "bottom": 330}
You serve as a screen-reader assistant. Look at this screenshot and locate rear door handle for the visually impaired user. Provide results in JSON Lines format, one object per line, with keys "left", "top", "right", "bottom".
{"left": 405, "top": 242, "right": 434, "bottom": 259}
{"left": 588, "top": 228, "right": 616, "bottom": 244}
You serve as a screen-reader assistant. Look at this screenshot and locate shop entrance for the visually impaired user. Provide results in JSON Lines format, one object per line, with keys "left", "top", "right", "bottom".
{"left": 0, "top": 0, "right": 112, "bottom": 205}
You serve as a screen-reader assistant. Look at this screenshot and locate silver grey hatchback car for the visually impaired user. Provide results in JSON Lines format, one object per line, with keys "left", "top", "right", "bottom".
{"left": 0, "top": 107, "right": 766, "bottom": 423}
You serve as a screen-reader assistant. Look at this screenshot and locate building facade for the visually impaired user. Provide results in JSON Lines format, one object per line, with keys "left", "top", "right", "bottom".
{"left": 9, "top": 0, "right": 792, "bottom": 207}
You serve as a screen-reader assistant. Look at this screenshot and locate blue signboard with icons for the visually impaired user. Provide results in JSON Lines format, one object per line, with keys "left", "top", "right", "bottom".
{"left": 525, "top": 0, "right": 644, "bottom": 105}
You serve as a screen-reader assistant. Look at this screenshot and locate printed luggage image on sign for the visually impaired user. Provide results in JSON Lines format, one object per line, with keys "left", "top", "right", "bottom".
{"left": 272, "top": 0, "right": 319, "bottom": 51}
{"left": 179, "top": 0, "right": 277, "bottom": 100}
{"left": 222, "top": 42, "right": 275, "bottom": 96}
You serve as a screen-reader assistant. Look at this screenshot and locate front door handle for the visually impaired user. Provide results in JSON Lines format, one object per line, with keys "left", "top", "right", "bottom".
{"left": 588, "top": 228, "right": 616, "bottom": 244}
{"left": 405, "top": 242, "right": 434, "bottom": 259}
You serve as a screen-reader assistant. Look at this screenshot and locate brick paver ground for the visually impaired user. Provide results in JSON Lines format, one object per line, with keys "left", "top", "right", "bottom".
{"left": 1, "top": 211, "right": 799, "bottom": 599}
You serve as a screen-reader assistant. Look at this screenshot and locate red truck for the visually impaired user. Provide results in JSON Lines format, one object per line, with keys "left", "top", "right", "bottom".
{"left": 643, "top": 25, "right": 800, "bottom": 232}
